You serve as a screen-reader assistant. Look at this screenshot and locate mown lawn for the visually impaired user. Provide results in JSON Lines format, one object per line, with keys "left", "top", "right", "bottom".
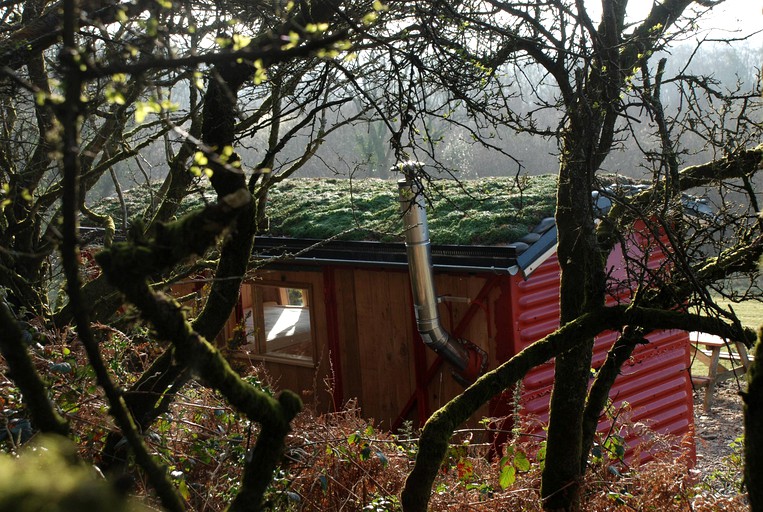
{"left": 689, "top": 295, "right": 760, "bottom": 380}
{"left": 712, "top": 296, "right": 762, "bottom": 331}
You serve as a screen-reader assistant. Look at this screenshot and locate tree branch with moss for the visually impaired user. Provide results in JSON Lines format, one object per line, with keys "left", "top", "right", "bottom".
{"left": 744, "top": 325, "right": 763, "bottom": 511}
{"left": 401, "top": 304, "right": 755, "bottom": 512}
{"left": 0, "top": 301, "right": 69, "bottom": 437}
{"left": 57, "top": 1, "right": 186, "bottom": 508}
{"left": 96, "top": 193, "right": 301, "bottom": 511}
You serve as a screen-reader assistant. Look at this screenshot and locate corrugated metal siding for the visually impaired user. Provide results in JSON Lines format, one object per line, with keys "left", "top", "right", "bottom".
{"left": 512, "top": 252, "right": 559, "bottom": 420}
{"left": 508, "top": 241, "right": 694, "bottom": 460}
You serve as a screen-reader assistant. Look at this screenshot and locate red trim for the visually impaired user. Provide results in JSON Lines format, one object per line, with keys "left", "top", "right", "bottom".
{"left": 492, "top": 279, "right": 514, "bottom": 363}
{"left": 234, "top": 293, "right": 244, "bottom": 325}
{"left": 392, "top": 357, "right": 444, "bottom": 431}
{"left": 410, "top": 300, "right": 431, "bottom": 426}
{"left": 391, "top": 275, "right": 502, "bottom": 430}
{"left": 323, "top": 267, "right": 344, "bottom": 411}
{"left": 452, "top": 276, "right": 501, "bottom": 338}
{"left": 488, "top": 278, "right": 516, "bottom": 454}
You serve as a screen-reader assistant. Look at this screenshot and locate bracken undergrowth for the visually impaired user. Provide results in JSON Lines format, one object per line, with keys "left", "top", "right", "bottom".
{"left": 0, "top": 324, "right": 749, "bottom": 511}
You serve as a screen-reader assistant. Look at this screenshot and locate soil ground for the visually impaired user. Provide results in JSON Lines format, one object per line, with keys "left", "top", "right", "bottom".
{"left": 692, "top": 379, "right": 746, "bottom": 499}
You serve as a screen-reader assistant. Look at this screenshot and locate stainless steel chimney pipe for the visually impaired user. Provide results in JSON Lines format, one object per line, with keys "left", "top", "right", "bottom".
{"left": 397, "top": 169, "right": 471, "bottom": 373}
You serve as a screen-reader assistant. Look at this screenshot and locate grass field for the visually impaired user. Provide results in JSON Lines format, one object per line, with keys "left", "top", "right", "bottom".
{"left": 690, "top": 296, "right": 760, "bottom": 380}
{"left": 712, "top": 297, "right": 762, "bottom": 331}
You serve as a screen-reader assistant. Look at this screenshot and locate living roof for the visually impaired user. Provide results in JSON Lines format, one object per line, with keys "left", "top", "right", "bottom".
{"left": 93, "top": 175, "right": 559, "bottom": 246}
{"left": 264, "top": 176, "right": 557, "bottom": 245}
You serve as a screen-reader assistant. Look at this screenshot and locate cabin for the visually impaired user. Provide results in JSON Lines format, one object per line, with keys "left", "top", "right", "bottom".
{"left": 212, "top": 174, "right": 694, "bottom": 457}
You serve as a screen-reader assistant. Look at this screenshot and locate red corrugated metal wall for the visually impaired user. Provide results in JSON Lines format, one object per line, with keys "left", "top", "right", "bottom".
{"left": 508, "top": 236, "right": 695, "bottom": 462}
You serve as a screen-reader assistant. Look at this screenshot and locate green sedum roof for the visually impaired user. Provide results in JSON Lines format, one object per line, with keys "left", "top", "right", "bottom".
{"left": 264, "top": 176, "right": 558, "bottom": 245}
{"left": 93, "top": 175, "right": 559, "bottom": 246}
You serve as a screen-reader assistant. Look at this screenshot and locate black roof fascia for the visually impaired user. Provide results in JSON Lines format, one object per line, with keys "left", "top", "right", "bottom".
{"left": 252, "top": 237, "right": 521, "bottom": 274}
{"left": 515, "top": 226, "right": 558, "bottom": 278}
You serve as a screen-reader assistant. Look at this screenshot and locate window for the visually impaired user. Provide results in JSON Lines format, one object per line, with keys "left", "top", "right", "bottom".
{"left": 238, "top": 283, "right": 315, "bottom": 365}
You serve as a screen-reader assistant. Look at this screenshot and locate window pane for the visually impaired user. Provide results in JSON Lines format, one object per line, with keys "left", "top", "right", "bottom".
{"left": 262, "top": 286, "right": 313, "bottom": 361}
{"left": 239, "top": 284, "right": 314, "bottom": 363}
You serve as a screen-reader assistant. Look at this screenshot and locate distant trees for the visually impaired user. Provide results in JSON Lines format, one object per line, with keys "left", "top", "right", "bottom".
{"left": 0, "top": 0, "right": 762, "bottom": 511}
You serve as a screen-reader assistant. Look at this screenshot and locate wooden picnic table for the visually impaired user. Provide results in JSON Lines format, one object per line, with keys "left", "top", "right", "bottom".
{"left": 690, "top": 332, "right": 752, "bottom": 412}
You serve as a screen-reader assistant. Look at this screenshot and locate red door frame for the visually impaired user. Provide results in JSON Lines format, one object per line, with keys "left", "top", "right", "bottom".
{"left": 323, "top": 267, "right": 344, "bottom": 411}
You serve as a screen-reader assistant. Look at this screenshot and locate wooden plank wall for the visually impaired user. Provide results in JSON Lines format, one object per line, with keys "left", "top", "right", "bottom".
{"left": 333, "top": 268, "right": 362, "bottom": 409}
{"left": 208, "top": 253, "right": 692, "bottom": 444}
{"left": 351, "top": 268, "right": 417, "bottom": 426}
{"left": 419, "top": 274, "right": 498, "bottom": 423}
{"left": 331, "top": 268, "right": 499, "bottom": 427}
{"left": 228, "top": 266, "right": 502, "bottom": 429}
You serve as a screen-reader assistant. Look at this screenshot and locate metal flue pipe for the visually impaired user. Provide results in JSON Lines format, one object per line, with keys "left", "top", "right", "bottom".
{"left": 397, "top": 163, "right": 485, "bottom": 383}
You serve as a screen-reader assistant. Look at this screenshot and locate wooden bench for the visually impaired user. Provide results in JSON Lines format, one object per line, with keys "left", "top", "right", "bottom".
{"left": 690, "top": 332, "right": 752, "bottom": 412}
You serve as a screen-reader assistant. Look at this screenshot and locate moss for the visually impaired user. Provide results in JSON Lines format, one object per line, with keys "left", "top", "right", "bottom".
{"left": 744, "top": 326, "right": 763, "bottom": 510}
{"left": 0, "top": 435, "right": 146, "bottom": 512}
{"left": 93, "top": 176, "right": 559, "bottom": 245}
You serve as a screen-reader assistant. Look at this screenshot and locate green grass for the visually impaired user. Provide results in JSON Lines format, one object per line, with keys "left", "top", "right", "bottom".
{"left": 712, "top": 296, "right": 762, "bottom": 331}
{"left": 93, "top": 175, "right": 560, "bottom": 246}
{"left": 689, "top": 295, "right": 760, "bottom": 379}
{"left": 265, "top": 176, "right": 559, "bottom": 245}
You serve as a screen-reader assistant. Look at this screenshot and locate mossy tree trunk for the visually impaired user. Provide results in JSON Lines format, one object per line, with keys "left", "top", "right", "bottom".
{"left": 56, "top": 3, "right": 187, "bottom": 508}
{"left": 744, "top": 325, "right": 763, "bottom": 510}
{"left": 99, "top": 0, "right": 343, "bottom": 478}
{"left": 538, "top": 7, "right": 625, "bottom": 501}
{"left": 579, "top": 326, "right": 645, "bottom": 471}
{"left": 100, "top": 53, "right": 256, "bottom": 470}
{"left": 96, "top": 190, "right": 302, "bottom": 511}
{"left": 536, "top": 1, "right": 705, "bottom": 507}
{"left": 541, "top": 106, "right": 607, "bottom": 510}
{"left": 400, "top": 306, "right": 754, "bottom": 512}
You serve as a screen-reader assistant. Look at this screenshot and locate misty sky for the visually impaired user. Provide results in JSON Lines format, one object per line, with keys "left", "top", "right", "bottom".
{"left": 586, "top": 0, "right": 763, "bottom": 46}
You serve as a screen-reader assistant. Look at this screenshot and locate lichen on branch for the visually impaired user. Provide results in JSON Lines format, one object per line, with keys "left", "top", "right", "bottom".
{"left": 96, "top": 189, "right": 301, "bottom": 511}
{"left": 401, "top": 305, "right": 755, "bottom": 512}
